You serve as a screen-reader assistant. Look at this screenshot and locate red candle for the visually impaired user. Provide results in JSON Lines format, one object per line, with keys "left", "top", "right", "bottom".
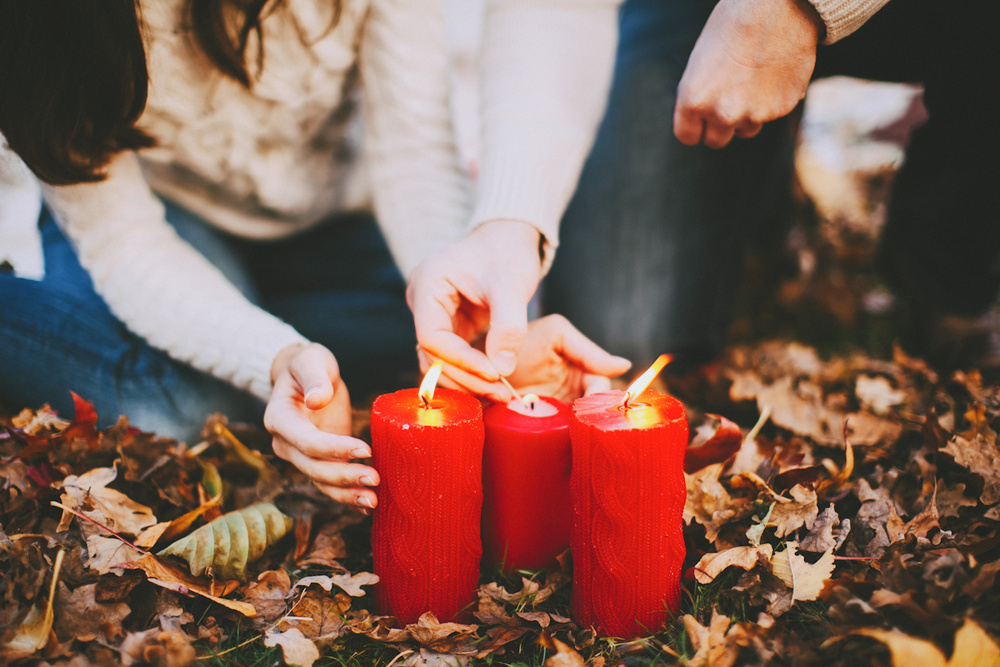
{"left": 570, "top": 355, "right": 688, "bottom": 638}
{"left": 482, "top": 394, "right": 572, "bottom": 573}
{"left": 370, "top": 363, "right": 485, "bottom": 624}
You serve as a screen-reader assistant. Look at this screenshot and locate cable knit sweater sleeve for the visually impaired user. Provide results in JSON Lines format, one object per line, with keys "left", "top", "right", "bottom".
{"left": 40, "top": 153, "right": 309, "bottom": 401}
{"left": 471, "top": 0, "right": 622, "bottom": 274}
{"left": 808, "top": 0, "right": 892, "bottom": 43}
{"left": 361, "top": 0, "right": 474, "bottom": 279}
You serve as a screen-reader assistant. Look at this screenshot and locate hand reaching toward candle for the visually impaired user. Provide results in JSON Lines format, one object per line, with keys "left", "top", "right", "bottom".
{"left": 407, "top": 219, "right": 543, "bottom": 384}
{"left": 418, "top": 314, "right": 632, "bottom": 404}
{"left": 673, "top": 0, "right": 822, "bottom": 149}
{"left": 264, "top": 343, "right": 378, "bottom": 510}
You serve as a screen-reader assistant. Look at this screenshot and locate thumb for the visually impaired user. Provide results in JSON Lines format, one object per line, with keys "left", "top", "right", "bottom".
{"left": 553, "top": 317, "right": 632, "bottom": 377}
{"left": 289, "top": 343, "right": 341, "bottom": 409}
{"left": 484, "top": 290, "right": 529, "bottom": 377}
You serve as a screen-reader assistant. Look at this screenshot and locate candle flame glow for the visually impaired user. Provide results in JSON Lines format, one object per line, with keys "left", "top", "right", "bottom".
{"left": 419, "top": 362, "right": 443, "bottom": 406}
{"left": 521, "top": 393, "right": 539, "bottom": 410}
{"left": 621, "top": 354, "right": 672, "bottom": 408}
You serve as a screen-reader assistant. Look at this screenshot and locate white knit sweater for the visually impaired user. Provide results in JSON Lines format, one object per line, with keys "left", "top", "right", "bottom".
{"left": 33, "top": 0, "right": 622, "bottom": 401}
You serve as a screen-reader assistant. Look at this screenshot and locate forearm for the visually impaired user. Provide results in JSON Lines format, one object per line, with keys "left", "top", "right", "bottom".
{"left": 42, "top": 151, "right": 308, "bottom": 400}
{"left": 474, "top": 0, "right": 622, "bottom": 273}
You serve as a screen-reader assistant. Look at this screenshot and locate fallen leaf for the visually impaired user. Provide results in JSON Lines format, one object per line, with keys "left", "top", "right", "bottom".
{"left": 243, "top": 569, "right": 291, "bottom": 622}
{"left": 405, "top": 612, "right": 479, "bottom": 653}
{"left": 685, "top": 414, "right": 743, "bottom": 473}
{"left": 295, "top": 571, "right": 379, "bottom": 597}
{"left": 855, "top": 375, "right": 906, "bottom": 416}
{"left": 120, "top": 629, "right": 196, "bottom": 667}
{"left": 948, "top": 618, "right": 1000, "bottom": 667}
{"left": 53, "top": 581, "right": 130, "bottom": 642}
{"left": 769, "top": 484, "right": 819, "bottom": 538}
{"left": 264, "top": 627, "right": 320, "bottom": 667}
{"left": 693, "top": 545, "right": 774, "bottom": 584}
{"left": 682, "top": 607, "right": 740, "bottom": 667}
{"left": 1, "top": 549, "right": 63, "bottom": 655}
{"left": 539, "top": 632, "right": 585, "bottom": 667}
{"left": 942, "top": 433, "right": 1000, "bottom": 505}
{"left": 769, "top": 543, "right": 834, "bottom": 603}
{"left": 118, "top": 553, "right": 255, "bottom": 617}
{"left": 158, "top": 502, "right": 293, "bottom": 581}
{"left": 684, "top": 464, "right": 742, "bottom": 543}
{"left": 799, "top": 505, "right": 840, "bottom": 552}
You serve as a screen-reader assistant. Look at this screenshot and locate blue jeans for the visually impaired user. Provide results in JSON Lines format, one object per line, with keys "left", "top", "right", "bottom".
{"left": 0, "top": 203, "right": 417, "bottom": 441}
{"left": 544, "top": 0, "right": 796, "bottom": 373}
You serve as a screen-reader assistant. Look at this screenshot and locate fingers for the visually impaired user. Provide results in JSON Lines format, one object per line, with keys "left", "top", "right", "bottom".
{"left": 582, "top": 373, "right": 612, "bottom": 395}
{"left": 285, "top": 343, "right": 340, "bottom": 408}
{"left": 673, "top": 104, "right": 705, "bottom": 146}
{"left": 417, "top": 347, "right": 509, "bottom": 402}
{"left": 547, "top": 315, "right": 632, "bottom": 378}
{"left": 483, "top": 289, "right": 528, "bottom": 377}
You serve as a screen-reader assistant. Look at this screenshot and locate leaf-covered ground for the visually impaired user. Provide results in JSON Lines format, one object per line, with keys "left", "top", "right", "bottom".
{"left": 3, "top": 333, "right": 1000, "bottom": 666}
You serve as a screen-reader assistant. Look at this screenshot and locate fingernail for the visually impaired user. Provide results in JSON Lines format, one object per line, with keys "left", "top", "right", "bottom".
{"left": 304, "top": 388, "right": 319, "bottom": 405}
{"left": 358, "top": 496, "right": 374, "bottom": 509}
{"left": 492, "top": 351, "right": 516, "bottom": 376}
{"left": 351, "top": 447, "right": 371, "bottom": 458}
{"left": 359, "top": 508, "right": 371, "bottom": 517}
{"left": 360, "top": 475, "right": 376, "bottom": 486}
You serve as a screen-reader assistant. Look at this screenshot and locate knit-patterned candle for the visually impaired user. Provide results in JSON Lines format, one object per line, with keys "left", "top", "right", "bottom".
{"left": 371, "top": 363, "right": 485, "bottom": 624}
{"left": 570, "top": 355, "right": 688, "bottom": 638}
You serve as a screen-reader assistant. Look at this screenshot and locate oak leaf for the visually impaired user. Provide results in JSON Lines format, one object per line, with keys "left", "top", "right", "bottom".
{"left": 405, "top": 612, "right": 479, "bottom": 652}
{"left": 157, "top": 502, "right": 293, "bottom": 581}
{"left": 264, "top": 627, "right": 320, "bottom": 667}
{"left": 682, "top": 607, "right": 741, "bottom": 667}
{"left": 53, "top": 581, "right": 130, "bottom": 642}
{"left": 769, "top": 484, "right": 819, "bottom": 538}
{"left": 799, "top": 505, "right": 839, "bottom": 552}
{"left": 942, "top": 432, "right": 1000, "bottom": 505}
{"left": 684, "top": 464, "right": 741, "bottom": 543}
{"left": 295, "top": 571, "right": 379, "bottom": 597}
{"left": 769, "top": 542, "right": 834, "bottom": 603}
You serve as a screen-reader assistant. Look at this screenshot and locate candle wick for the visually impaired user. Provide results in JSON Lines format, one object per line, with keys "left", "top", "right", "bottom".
{"left": 420, "top": 393, "right": 430, "bottom": 408}
{"left": 622, "top": 392, "right": 632, "bottom": 410}
{"left": 530, "top": 400, "right": 535, "bottom": 410}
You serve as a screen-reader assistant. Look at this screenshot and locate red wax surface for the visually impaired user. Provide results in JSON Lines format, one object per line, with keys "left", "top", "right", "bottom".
{"left": 482, "top": 396, "right": 572, "bottom": 572}
{"left": 371, "top": 387, "right": 484, "bottom": 624}
{"left": 570, "top": 390, "right": 688, "bottom": 638}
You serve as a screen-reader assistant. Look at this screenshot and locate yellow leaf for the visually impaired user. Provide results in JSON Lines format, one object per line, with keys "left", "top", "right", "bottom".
{"left": 158, "top": 503, "right": 293, "bottom": 581}
{"left": 264, "top": 628, "right": 320, "bottom": 667}
{"left": 769, "top": 543, "right": 834, "bottom": 602}
{"left": 948, "top": 619, "right": 1000, "bottom": 667}
{"left": 856, "top": 628, "right": 947, "bottom": 667}
{"left": 2, "top": 549, "right": 64, "bottom": 654}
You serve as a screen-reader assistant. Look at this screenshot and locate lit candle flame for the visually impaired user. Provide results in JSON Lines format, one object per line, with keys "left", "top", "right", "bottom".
{"left": 419, "top": 362, "right": 443, "bottom": 406}
{"left": 621, "top": 354, "right": 672, "bottom": 408}
{"left": 521, "top": 393, "right": 539, "bottom": 411}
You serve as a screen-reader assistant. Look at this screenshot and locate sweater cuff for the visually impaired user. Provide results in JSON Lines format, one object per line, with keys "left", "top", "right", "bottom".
{"left": 808, "top": 0, "right": 892, "bottom": 43}
{"left": 468, "top": 151, "right": 570, "bottom": 276}
{"left": 243, "top": 328, "right": 310, "bottom": 402}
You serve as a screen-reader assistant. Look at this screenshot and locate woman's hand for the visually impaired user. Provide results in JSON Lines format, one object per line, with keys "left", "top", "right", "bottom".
{"left": 264, "top": 343, "right": 378, "bottom": 511}
{"left": 418, "top": 314, "right": 632, "bottom": 403}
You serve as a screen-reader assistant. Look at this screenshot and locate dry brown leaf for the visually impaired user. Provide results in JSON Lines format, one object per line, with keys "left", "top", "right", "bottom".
{"left": 243, "top": 569, "right": 292, "bottom": 622}
{"left": 278, "top": 588, "right": 351, "bottom": 641}
{"left": 855, "top": 375, "right": 906, "bottom": 416}
{"left": 942, "top": 433, "right": 1000, "bottom": 506}
{"left": 800, "top": 505, "right": 840, "bottom": 552}
{"left": 855, "top": 628, "right": 946, "bottom": 667}
{"left": 682, "top": 607, "right": 740, "bottom": 667}
{"left": 53, "top": 581, "right": 130, "bottom": 643}
{"left": 851, "top": 479, "right": 904, "bottom": 557}
{"left": 118, "top": 553, "right": 255, "bottom": 617}
{"left": 539, "top": 633, "right": 585, "bottom": 667}
{"left": 769, "top": 543, "right": 834, "bottom": 603}
{"left": 294, "top": 571, "right": 379, "bottom": 597}
{"left": 684, "top": 464, "right": 741, "bottom": 543}
{"left": 403, "top": 648, "right": 472, "bottom": 666}
{"left": 769, "top": 484, "right": 819, "bottom": 538}
{"left": 264, "top": 627, "right": 320, "bottom": 667}
{"left": 1, "top": 548, "right": 63, "bottom": 656}
{"left": 405, "top": 612, "right": 479, "bottom": 653}
{"left": 693, "top": 545, "right": 774, "bottom": 584}
{"left": 120, "top": 629, "right": 196, "bottom": 667}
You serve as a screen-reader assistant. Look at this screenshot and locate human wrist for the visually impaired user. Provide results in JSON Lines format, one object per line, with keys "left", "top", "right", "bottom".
{"left": 792, "top": 0, "right": 826, "bottom": 43}
{"left": 473, "top": 219, "right": 544, "bottom": 268}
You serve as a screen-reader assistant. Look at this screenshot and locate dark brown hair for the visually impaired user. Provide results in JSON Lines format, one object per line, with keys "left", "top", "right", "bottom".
{"left": 0, "top": 0, "right": 341, "bottom": 186}
{"left": 187, "top": 0, "right": 342, "bottom": 87}
{"left": 0, "top": 0, "right": 155, "bottom": 185}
